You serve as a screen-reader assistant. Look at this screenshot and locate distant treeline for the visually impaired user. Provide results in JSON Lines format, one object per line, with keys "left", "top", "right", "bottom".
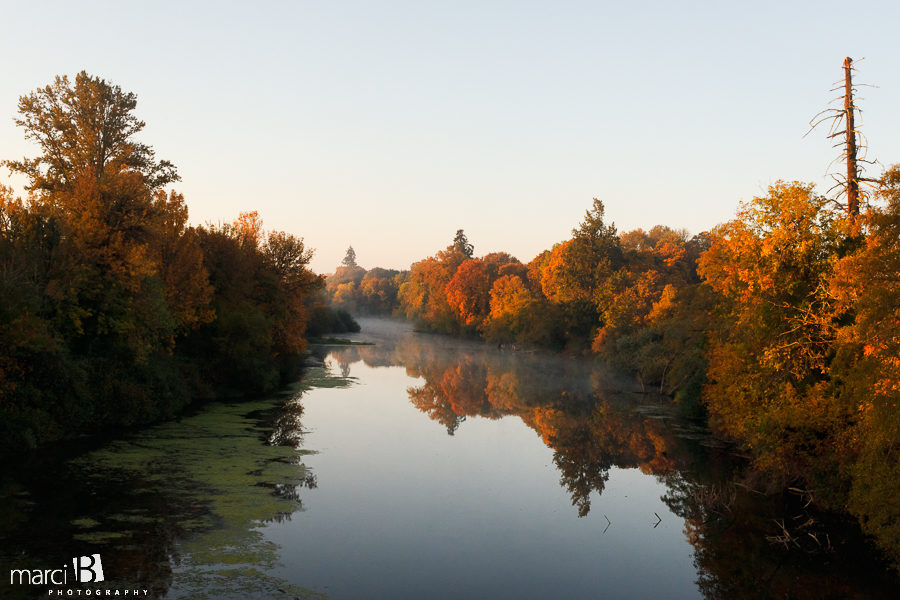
{"left": 0, "top": 72, "right": 355, "bottom": 455}
{"left": 325, "top": 250, "right": 407, "bottom": 317}
{"left": 328, "top": 175, "right": 900, "bottom": 566}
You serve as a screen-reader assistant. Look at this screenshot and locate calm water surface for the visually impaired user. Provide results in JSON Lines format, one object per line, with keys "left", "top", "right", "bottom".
{"left": 1, "top": 318, "right": 897, "bottom": 599}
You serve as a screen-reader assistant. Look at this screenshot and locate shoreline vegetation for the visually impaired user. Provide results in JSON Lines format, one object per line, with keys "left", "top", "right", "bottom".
{"left": 2, "top": 72, "right": 900, "bottom": 570}
{"left": 0, "top": 72, "right": 358, "bottom": 457}
{"left": 325, "top": 188, "right": 900, "bottom": 571}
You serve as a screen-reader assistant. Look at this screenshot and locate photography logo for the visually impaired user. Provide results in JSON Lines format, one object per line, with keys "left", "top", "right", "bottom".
{"left": 9, "top": 552, "right": 147, "bottom": 596}
{"left": 9, "top": 554, "right": 103, "bottom": 586}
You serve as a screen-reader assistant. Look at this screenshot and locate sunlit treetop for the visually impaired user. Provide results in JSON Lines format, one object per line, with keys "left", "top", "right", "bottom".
{"left": 3, "top": 71, "right": 179, "bottom": 194}
{"left": 573, "top": 198, "right": 617, "bottom": 244}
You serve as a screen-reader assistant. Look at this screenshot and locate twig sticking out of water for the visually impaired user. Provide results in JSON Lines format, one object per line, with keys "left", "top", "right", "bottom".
{"left": 787, "top": 486, "right": 815, "bottom": 509}
{"left": 766, "top": 519, "right": 800, "bottom": 549}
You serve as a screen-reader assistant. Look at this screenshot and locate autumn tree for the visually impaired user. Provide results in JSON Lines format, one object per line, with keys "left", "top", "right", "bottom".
{"left": 571, "top": 198, "right": 623, "bottom": 296}
{"left": 445, "top": 259, "right": 493, "bottom": 328}
{"left": 535, "top": 200, "right": 622, "bottom": 347}
{"left": 3, "top": 71, "right": 178, "bottom": 195}
{"left": 540, "top": 200, "right": 621, "bottom": 304}
{"left": 0, "top": 73, "right": 218, "bottom": 446}
{"left": 481, "top": 274, "right": 536, "bottom": 342}
{"left": 357, "top": 268, "right": 402, "bottom": 314}
{"left": 232, "top": 210, "right": 264, "bottom": 247}
{"left": 398, "top": 231, "right": 480, "bottom": 332}
{"left": 398, "top": 256, "right": 458, "bottom": 331}
{"left": 590, "top": 226, "right": 706, "bottom": 389}
{"left": 187, "top": 214, "right": 323, "bottom": 394}
{"left": 154, "top": 190, "right": 214, "bottom": 334}
{"left": 482, "top": 251, "right": 518, "bottom": 271}
{"left": 830, "top": 165, "right": 900, "bottom": 562}
{"left": 326, "top": 246, "right": 366, "bottom": 312}
{"left": 263, "top": 229, "right": 321, "bottom": 356}
{"left": 0, "top": 72, "right": 336, "bottom": 454}
{"left": 697, "top": 181, "right": 849, "bottom": 473}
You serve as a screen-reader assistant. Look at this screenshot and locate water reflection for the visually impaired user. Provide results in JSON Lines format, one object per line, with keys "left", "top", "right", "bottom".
{"left": 328, "top": 321, "right": 716, "bottom": 519}
{"left": 326, "top": 318, "right": 900, "bottom": 599}
{"left": 0, "top": 367, "right": 344, "bottom": 600}
{"left": 2, "top": 319, "right": 898, "bottom": 599}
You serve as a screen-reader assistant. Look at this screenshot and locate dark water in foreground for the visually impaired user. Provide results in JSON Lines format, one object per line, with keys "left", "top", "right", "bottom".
{"left": 1, "top": 318, "right": 898, "bottom": 599}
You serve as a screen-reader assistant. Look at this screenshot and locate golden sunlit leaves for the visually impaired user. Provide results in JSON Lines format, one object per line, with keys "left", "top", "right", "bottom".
{"left": 3, "top": 71, "right": 178, "bottom": 195}
{"left": 488, "top": 274, "right": 534, "bottom": 321}
{"left": 232, "top": 210, "right": 264, "bottom": 247}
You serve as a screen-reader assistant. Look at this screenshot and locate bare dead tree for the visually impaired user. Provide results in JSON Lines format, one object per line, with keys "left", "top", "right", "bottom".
{"left": 843, "top": 57, "right": 860, "bottom": 215}
{"left": 805, "top": 57, "right": 880, "bottom": 218}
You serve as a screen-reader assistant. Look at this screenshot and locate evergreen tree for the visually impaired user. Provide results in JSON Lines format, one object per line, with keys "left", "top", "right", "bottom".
{"left": 342, "top": 245, "right": 358, "bottom": 267}
{"left": 453, "top": 229, "right": 474, "bottom": 258}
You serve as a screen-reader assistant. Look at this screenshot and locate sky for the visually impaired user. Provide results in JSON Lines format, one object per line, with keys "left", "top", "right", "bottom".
{"left": 1, "top": 1, "right": 898, "bottom": 273}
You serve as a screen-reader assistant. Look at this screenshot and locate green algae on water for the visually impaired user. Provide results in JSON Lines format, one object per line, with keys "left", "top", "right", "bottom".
{"left": 62, "top": 364, "right": 350, "bottom": 598}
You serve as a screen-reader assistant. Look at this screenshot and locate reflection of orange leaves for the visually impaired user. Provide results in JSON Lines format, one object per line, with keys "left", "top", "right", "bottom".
{"left": 439, "top": 358, "right": 489, "bottom": 416}
{"left": 584, "top": 401, "right": 679, "bottom": 476}
{"left": 408, "top": 381, "right": 462, "bottom": 433}
{"left": 533, "top": 406, "right": 563, "bottom": 445}
{"left": 485, "top": 371, "right": 521, "bottom": 412}
{"left": 639, "top": 427, "right": 674, "bottom": 473}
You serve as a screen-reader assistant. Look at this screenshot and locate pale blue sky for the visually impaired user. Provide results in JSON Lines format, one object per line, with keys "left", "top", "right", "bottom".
{"left": 2, "top": 1, "right": 898, "bottom": 272}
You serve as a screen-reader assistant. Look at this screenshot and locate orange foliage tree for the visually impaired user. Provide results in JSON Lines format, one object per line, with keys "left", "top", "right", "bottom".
{"left": 398, "top": 231, "right": 473, "bottom": 332}
{"left": 697, "top": 181, "right": 849, "bottom": 472}
{"left": 444, "top": 258, "right": 494, "bottom": 328}
{"left": 831, "top": 165, "right": 900, "bottom": 563}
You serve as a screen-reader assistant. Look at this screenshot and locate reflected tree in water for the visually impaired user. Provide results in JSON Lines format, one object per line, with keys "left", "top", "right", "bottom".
{"left": 369, "top": 328, "right": 900, "bottom": 597}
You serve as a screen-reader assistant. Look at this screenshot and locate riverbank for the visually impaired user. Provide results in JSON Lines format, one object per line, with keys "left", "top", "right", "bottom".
{"left": 3, "top": 318, "right": 899, "bottom": 598}
{"left": 0, "top": 358, "right": 353, "bottom": 599}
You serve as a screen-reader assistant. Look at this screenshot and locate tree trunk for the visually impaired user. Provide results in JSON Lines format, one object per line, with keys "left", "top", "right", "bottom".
{"left": 844, "top": 57, "right": 859, "bottom": 217}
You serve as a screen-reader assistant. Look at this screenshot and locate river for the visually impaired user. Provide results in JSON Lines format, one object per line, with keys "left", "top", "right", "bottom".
{"left": 1, "top": 318, "right": 897, "bottom": 599}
